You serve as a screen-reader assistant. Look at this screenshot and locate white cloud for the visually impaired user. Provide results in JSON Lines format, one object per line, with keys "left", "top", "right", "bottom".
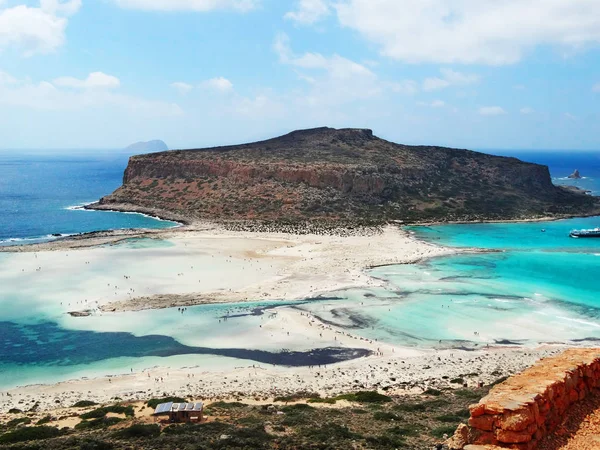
{"left": 388, "top": 80, "right": 418, "bottom": 95}
{"left": 171, "top": 82, "right": 194, "bottom": 94}
{"left": 593, "top": 83, "right": 600, "bottom": 92}
{"left": 113, "top": 0, "right": 258, "bottom": 12}
{"left": 285, "top": 0, "right": 329, "bottom": 25}
{"left": 479, "top": 106, "right": 507, "bottom": 116}
{"left": 0, "top": 1, "right": 80, "bottom": 56}
{"left": 423, "top": 78, "right": 450, "bottom": 92}
{"left": 201, "top": 77, "right": 234, "bottom": 92}
{"left": 232, "top": 93, "right": 285, "bottom": 118}
{"left": 417, "top": 100, "right": 446, "bottom": 108}
{"left": 274, "top": 32, "right": 412, "bottom": 105}
{"left": 53, "top": 72, "right": 121, "bottom": 89}
{"left": 520, "top": 107, "right": 535, "bottom": 115}
{"left": 564, "top": 112, "right": 577, "bottom": 120}
{"left": 0, "top": 70, "right": 17, "bottom": 85}
{"left": 335, "top": 0, "right": 600, "bottom": 65}
{"left": 0, "top": 70, "right": 181, "bottom": 116}
{"left": 40, "top": 0, "right": 81, "bottom": 16}
{"left": 423, "top": 68, "right": 479, "bottom": 91}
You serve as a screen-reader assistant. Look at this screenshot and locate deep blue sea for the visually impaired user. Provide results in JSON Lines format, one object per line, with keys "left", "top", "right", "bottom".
{"left": 0, "top": 151, "right": 177, "bottom": 245}
{"left": 0, "top": 149, "right": 599, "bottom": 389}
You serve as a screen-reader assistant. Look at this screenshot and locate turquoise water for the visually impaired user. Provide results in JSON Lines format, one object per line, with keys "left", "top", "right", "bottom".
{"left": 408, "top": 216, "right": 600, "bottom": 251}
{"left": 296, "top": 152, "right": 600, "bottom": 348}
{"left": 1, "top": 150, "right": 599, "bottom": 389}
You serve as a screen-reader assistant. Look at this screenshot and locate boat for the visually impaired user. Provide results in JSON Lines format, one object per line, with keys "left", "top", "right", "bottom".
{"left": 569, "top": 228, "right": 600, "bottom": 238}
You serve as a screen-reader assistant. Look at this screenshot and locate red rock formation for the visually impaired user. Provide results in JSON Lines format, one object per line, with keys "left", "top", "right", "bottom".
{"left": 450, "top": 348, "right": 600, "bottom": 450}
{"left": 91, "top": 127, "right": 599, "bottom": 223}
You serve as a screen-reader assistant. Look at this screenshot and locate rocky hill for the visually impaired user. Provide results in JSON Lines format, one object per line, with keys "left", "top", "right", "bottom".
{"left": 125, "top": 140, "right": 168, "bottom": 153}
{"left": 93, "top": 128, "right": 599, "bottom": 224}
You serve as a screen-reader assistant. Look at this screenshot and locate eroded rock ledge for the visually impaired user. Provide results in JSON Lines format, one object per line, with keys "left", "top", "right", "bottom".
{"left": 449, "top": 348, "right": 600, "bottom": 450}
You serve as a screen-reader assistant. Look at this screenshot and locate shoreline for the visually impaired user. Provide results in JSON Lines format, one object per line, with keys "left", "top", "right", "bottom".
{"left": 83, "top": 201, "right": 191, "bottom": 226}
{"left": 0, "top": 213, "right": 598, "bottom": 415}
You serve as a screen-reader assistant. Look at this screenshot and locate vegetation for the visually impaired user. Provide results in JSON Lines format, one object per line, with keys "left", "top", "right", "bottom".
{"left": 0, "top": 426, "right": 63, "bottom": 444}
{"left": 79, "top": 405, "right": 135, "bottom": 420}
{"left": 0, "top": 386, "right": 491, "bottom": 449}
{"left": 72, "top": 401, "right": 98, "bottom": 408}
{"left": 112, "top": 424, "right": 160, "bottom": 439}
{"left": 146, "top": 397, "right": 186, "bottom": 409}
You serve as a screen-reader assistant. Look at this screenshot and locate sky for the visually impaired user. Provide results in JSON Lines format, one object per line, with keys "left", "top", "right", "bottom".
{"left": 0, "top": 0, "right": 599, "bottom": 150}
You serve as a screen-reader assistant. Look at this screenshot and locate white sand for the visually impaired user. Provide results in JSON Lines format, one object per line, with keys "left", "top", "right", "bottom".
{"left": 1, "top": 223, "right": 543, "bottom": 415}
{"left": 0, "top": 225, "right": 458, "bottom": 319}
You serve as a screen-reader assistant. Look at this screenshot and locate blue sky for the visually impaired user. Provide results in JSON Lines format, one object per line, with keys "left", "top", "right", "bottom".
{"left": 1, "top": 0, "right": 599, "bottom": 150}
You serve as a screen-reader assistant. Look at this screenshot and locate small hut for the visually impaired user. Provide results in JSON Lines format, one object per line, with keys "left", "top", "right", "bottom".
{"left": 153, "top": 402, "right": 204, "bottom": 423}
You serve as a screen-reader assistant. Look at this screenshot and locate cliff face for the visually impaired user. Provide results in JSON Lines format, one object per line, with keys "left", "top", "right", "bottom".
{"left": 97, "top": 127, "right": 598, "bottom": 223}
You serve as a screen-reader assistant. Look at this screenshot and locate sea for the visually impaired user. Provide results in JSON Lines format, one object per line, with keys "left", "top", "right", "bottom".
{"left": 0, "top": 151, "right": 177, "bottom": 246}
{"left": 0, "top": 150, "right": 599, "bottom": 389}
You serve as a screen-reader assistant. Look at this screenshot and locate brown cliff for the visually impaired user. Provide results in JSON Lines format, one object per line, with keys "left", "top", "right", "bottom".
{"left": 91, "top": 127, "right": 599, "bottom": 224}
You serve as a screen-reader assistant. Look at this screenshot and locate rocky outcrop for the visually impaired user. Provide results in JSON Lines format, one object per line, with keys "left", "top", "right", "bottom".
{"left": 450, "top": 348, "right": 600, "bottom": 450}
{"left": 125, "top": 140, "right": 168, "bottom": 153}
{"left": 94, "top": 127, "right": 599, "bottom": 224}
{"left": 568, "top": 169, "right": 582, "bottom": 179}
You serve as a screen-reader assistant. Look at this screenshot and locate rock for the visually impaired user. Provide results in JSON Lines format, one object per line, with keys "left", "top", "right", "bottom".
{"left": 125, "top": 140, "right": 168, "bottom": 153}
{"left": 497, "top": 408, "right": 535, "bottom": 432}
{"left": 68, "top": 311, "right": 92, "bottom": 317}
{"left": 446, "top": 423, "right": 473, "bottom": 450}
{"left": 95, "top": 127, "right": 600, "bottom": 225}
{"left": 568, "top": 169, "right": 582, "bottom": 179}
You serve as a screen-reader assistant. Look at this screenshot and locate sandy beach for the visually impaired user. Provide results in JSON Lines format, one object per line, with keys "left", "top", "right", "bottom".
{"left": 0, "top": 223, "right": 581, "bottom": 415}
{"left": 0, "top": 224, "right": 460, "bottom": 314}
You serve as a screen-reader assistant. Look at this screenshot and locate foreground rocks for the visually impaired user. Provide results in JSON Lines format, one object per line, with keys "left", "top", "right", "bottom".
{"left": 449, "top": 348, "right": 600, "bottom": 449}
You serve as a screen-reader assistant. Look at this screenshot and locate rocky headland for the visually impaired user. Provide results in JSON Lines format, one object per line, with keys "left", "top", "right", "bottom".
{"left": 125, "top": 140, "right": 168, "bottom": 153}
{"left": 89, "top": 127, "right": 599, "bottom": 225}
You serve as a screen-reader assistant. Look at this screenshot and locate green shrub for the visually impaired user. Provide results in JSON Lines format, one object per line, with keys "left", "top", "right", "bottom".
{"left": 388, "top": 425, "right": 422, "bottom": 437}
{"left": 431, "top": 425, "right": 458, "bottom": 438}
{"left": 435, "top": 413, "right": 466, "bottom": 423}
{"left": 6, "top": 417, "right": 32, "bottom": 428}
{"left": 307, "top": 397, "right": 337, "bottom": 404}
{"left": 79, "top": 439, "right": 115, "bottom": 450}
{"left": 423, "top": 388, "right": 443, "bottom": 396}
{"left": 236, "top": 416, "right": 264, "bottom": 426}
{"left": 35, "top": 416, "right": 52, "bottom": 425}
{"left": 7, "top": 409, "right": 22, "bottom": 414}
{"left": 335, "top": 391, "right": 391, "bottom": 403}
{"left": 454, "top": 389, "right": 481, "bottom": 400}
{"left": 75, "top": 417, "right": 123, "bottom": 430}
{"left": 450, "top": 378, "right": 465, "bottom": 384}
{"left": 365, "top": 434, "right": 406, "bottom": 448}
{"left": 301, "top": 423, "right": 361, "bottom": 441}
{"left": 0, "top": 426, "right": 62, "bottom": 444}
{"left": 80, "top": 405, "right": 134, "bottom": 420}
{"left": 373, "top": 411, "right": 399, "bottom": 421}
{"left": 72, "top": 400, "right": 98, "bottom": 408}
{"left": 274, "top": 392, "right": 319, "bottom": 402}
{"left": 281, "top": 404, "right": 314, "bottom": 413}
{"left": 205, "top": 401, "right": 245, "bottom": 410}
{"left": 113, "top": 424, "right": 160, "bottom": 439}
{"left": 146, "top": 397, "right": 186, "bottom": 409}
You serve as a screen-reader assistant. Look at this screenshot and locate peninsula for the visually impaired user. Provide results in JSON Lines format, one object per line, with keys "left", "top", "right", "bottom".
{"left": 89, "top": 127, "right": 599, "bottom": 225}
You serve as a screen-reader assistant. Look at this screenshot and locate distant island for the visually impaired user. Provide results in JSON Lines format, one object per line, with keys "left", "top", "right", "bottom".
{"left": 568, "top": 169, "right": 582, "bottom": 179}
{"left": 91, "top": 127, "right": 599, "bottom": 224}
{"left": 125, "top": 140, "right": 168, "bottom": 153}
